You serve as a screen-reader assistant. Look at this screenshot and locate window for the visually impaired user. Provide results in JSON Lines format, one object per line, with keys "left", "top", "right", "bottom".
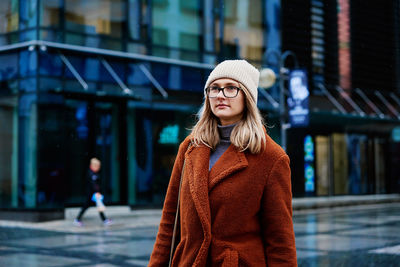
{"left": 65, "top": 0, "right": 126, "bottom": 38}
{"left": 0, "top": 96, "right": 18, "bottom": 208}
{"left": 0, "top": 54, "right": 18, "bottom": 81}
{"left": 216, "top": 0, "right": 264, "bottom": 61}
{"left": 152, "top": 0, "right": 201, "bottom": 60}
{"left": 40, "top": 0, "right": 61, "bottom": 27}
{"left": 20, "top": 0, "right": 37, "bottom": 30}
{"left": 128, "top": 0, "right": 141, "bottom": 40}
{"left": 0, "top": 0, "right": 19, "bottom": 34}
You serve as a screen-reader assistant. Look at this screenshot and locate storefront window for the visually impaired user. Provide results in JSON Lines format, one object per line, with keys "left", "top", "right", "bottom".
{"left": 332, "top": 133, "right": 348, "bottom": 195}
{"left": 0, "top": 97, "right": 18, "bottom": 208}
{"left": 315, "top": 135, "right": 330, "bottom": 196}
{"left": 127, "top": 107, "right": 192, "bottom": 206}
{"left": 0, "top": 0, "right": 19, "bottom": 34}
{"left": 38, "top": 99, "right": 122, "bottom": 206}
{"left": 152, "top": 0, "right": 202, "bottom": 61}
{"left": 215, "top": 0, "right": 264, "bottom": 61}
{"left": 37, "top": 96, "right": 65, "bottom": 208}
{"left": 347, "top": 135, "right": 368, "bottom": 195}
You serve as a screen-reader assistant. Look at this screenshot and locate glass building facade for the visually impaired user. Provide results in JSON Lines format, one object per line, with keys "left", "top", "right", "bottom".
{"left": 0, "top": 0, "right": 399, "bottom": 216}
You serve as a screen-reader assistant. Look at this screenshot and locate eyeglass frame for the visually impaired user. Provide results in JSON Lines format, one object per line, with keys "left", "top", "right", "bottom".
{"left": 205, "top": 85, "right": 242, "bottom": 98}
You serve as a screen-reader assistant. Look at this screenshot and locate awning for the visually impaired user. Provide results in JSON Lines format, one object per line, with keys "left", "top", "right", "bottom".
{"left": 58, "top": 52, "right": 168, "bottom": 98}
{"left": 313, "top": 83, "right": 400, "bottom": 122}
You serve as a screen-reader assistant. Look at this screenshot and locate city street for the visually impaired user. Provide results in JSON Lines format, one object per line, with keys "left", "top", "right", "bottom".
{"left": 0, "top": 203, "right": 400, "bottom": 266}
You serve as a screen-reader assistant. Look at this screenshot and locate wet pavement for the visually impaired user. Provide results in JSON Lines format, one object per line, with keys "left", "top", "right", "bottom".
{"left": 295, "top": 203, "right": 400, "bottom": 266}
{"left": 0, "top": 203, "right": 400, "bottom": 266}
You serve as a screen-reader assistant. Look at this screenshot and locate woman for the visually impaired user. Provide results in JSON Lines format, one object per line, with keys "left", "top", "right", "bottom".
{"left": 149, "top": 60, "right": 297, "bottom": 266}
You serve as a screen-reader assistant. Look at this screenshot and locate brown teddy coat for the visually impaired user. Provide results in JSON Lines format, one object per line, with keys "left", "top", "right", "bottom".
{"left": 148, "top": 133, "right": 297, "bottom": 266}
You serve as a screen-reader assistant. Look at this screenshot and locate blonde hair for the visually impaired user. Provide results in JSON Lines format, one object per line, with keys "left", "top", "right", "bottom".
{"left": 191, "top": 84, "right": 266, "bottom": 154}
{"left": 90, "top": 158, "right": 101, "bottom": 166}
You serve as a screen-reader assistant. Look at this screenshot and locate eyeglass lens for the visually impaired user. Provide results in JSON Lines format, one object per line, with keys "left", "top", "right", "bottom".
{"left": 207, "top": 86, "right": 239, "bottom": 98}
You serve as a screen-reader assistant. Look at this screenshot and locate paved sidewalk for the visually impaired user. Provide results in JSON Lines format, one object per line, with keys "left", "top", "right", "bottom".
{"left": 292, "top": 193, "right": 400, "bottom": 210}
{"left": 1, "top": 202, "right": 400, "bottom": 266}
{"left": 0, "top": 208, "right": 162, "bottom": 233}
{"left": 0, "top": 194, "right": 398, "bottom": 232}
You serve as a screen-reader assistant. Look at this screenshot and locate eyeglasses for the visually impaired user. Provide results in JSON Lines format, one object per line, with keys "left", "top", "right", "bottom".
{"left": 205, "top": 86, "right": 241, "bottom": 98}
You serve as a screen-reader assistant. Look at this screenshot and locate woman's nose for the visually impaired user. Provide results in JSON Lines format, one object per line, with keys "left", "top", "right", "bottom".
{"left": 216, "top": 89, "right": 225, "bottom": 98}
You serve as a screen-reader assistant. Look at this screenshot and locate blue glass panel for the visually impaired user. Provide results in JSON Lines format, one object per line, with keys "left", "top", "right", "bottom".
{"left": 0, "top": 53, "right": 18, "bottom": 81}
{"left": 19, "top": 50, "right": 37, "bottom": 77}
{"left": 0, "top": 79, "right": 18, "bottom": 95}
{"left": 128, "top": 0, "right": 141, "bottom": 40}
{"left": 19, "top": 29, "right": 36, "bottom": 42}
{"left": 39, "top": 52, "right": 62, "bottom": 76}
{"left": 65, "top": 0, "right": 125, "bottom": 38}
{"left": 40, "top": 0, "right": 62, "bottom": 27}
{"left": 20, "top": 0, "right": 37, "bottom": 29}
{"left": 39, "top": 77, "right": 62, "bottom": 92}
{"left": 40, "top": 29, "right": 63, "bottom": 42}
{"left": 151, "top": 63, "right": 169, "bottom": 88}
{"left": 64, "top": 56, "right": 101, "bottom": 82}
{"left": 127, "top": 63, "right": 151, "bottom": 86}
{"left": 181, "top": 67, "right": 203, "bottom": 92}
{"left": 98, "top": 60, "right": 126, "bottom": 84}
{"left": 83, "top": 58, "right": 100, "bottom": 81}
{"left": 99, "top": 62, "right": 116, "bottom": 83}
{"left": 20, "top": 78, "right": 37, "bottom": 92}
{"left": 0, "top": 0, "right": 18, "bottom": 34}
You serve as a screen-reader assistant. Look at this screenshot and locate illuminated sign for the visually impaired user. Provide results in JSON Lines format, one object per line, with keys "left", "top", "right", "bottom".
{"left": 288, "top": 69, "right": 309, "bottom": 127}
{"left": 304, "top": 135, "right": 315, "bottom": 193}
{"left": 392, "top": 127, "right": 400, "bottom": 142}
{"left": 159, "top": 124, "right": 179, "bottom": 144}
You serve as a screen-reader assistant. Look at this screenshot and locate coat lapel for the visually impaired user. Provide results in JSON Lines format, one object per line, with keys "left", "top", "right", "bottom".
{"left": 185, "top": 144, "right": 213, "bottom": 265}
{"left": 209, "top": 144, "right": 248, "bottom": 191}
{"left": 185, "top": 144, "right": 212, "bottom": 234}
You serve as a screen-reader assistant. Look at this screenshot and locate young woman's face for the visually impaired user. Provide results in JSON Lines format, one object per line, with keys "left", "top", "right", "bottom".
{"left": 207, "top": 78, "right": 246, "bottom": 126}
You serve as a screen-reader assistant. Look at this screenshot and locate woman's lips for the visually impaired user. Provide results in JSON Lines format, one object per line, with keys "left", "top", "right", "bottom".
{"left": 216, "top": 104, "right": 229, "bottom": 108}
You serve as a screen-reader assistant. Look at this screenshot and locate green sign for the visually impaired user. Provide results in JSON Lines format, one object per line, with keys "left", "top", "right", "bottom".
{"left": 159, "top": 124, "right": 179, "bottom": 144}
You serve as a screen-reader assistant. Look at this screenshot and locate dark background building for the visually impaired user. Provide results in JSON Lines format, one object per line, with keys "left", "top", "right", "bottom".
{"left": 0, "top": 0, "right": 399, "bottom": 219}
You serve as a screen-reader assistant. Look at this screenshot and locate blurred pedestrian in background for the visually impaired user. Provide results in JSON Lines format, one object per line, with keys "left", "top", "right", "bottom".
{"left": 73, "top": 158, "right": 112, "bottom": 227}
{"left": 149, "top": 60, "right": 297, "bottom": 266}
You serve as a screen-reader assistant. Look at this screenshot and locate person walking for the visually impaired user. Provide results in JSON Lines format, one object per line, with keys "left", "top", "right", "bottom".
{"left": 149, "top": 60, "right": 297, "bottom": 266}
{"left": 73, "top": 158, "right": 112, "bottom": 227}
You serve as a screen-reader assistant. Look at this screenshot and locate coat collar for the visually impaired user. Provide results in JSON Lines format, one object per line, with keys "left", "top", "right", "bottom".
{"left": 208, "top": 144, "right": 248, "bottom": 191}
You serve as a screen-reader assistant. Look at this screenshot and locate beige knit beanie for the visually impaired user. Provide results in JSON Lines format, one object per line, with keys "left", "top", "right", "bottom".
{"left": 204, "top": 59, "right": 260, "bottom": 103}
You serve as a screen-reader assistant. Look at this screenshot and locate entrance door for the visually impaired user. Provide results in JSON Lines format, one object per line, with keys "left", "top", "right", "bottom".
{"left": 64, "top": 99, "right": 121, "bottom": 205}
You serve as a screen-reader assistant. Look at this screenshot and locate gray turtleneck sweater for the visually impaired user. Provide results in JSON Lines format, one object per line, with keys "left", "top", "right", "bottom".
{"left": 209, "top": 123, "right": 236, "bottom": 170}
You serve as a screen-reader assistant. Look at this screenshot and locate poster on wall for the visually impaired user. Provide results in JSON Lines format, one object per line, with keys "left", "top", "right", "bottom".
{"left": 287, "top": 69, "right": 309, "bottom": 127}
